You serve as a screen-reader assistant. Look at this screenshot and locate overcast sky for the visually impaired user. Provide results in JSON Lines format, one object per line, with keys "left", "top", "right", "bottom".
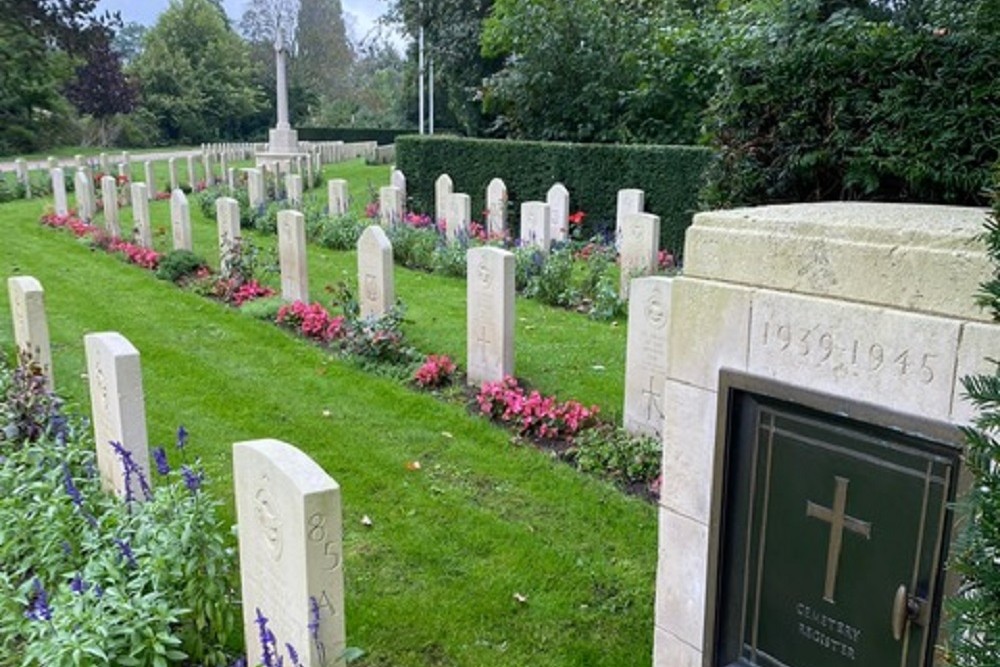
{"left": 96, "top": 0, "right": 398, "bottom": 46}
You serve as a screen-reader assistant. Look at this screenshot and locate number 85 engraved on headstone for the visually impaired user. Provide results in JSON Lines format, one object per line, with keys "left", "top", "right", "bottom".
{"left": 308, "top": 512, "right": 341, "bottom": 571}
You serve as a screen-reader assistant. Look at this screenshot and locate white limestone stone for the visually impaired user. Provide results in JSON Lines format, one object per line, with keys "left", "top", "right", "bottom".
{"left": 654, "top": 507, "right": 709, "bottom": 651}
{"left": 653, "top": 626, "right": 701, "bottom": 667}
{"left": 47, "top": 156, "right": 58, "bottom": 171}
{"left": 217, "top": 197, "right": 242, "bottom": 277}
{"left": 168, "top": 157, "right": 179, "bottom": 191}
{"left": 616, "top": 188, "right": 645, "bottom": 246}
{"left": 390, "top": 169, "right": 406, "bottom": 201}
{"left": 50, "top": 167, "right": 68, "bottom": 216}
{"left": 99, "top": 152, "right": 110, "bottom": 174}
{"left": 327, "top": 179, "right": 349, "bottom": 216}
{"left": 379, "top": 186, "right": 404, "bottom": 227}
{"left": 75, "top": 168, "right": 94, "bottom": 221}
{"left": 8, "top": 276, "right": 53, "bottom": 390}
{"left": 14, "top": 158, "right": 30, "bottom": 198}
{"left": 117, "top": 165, "right": 131, "bottom": 206}
{"left": 747, "top": 289, "right": 961, "bottom": 421}
{"left": 227, "top": 167, "right": 236, "bottom": 190}
{"left": 131, "top": 183, "right": 152, "bottom": 247}
{"left": 357, "top": 226, "right": 394, "bottom": 319}
{"left": 660, "top": 380, "right": 716, "bottom": 523}
{"left": 666, "top": 278, "right": 752, "bottom": 391}
{"left": 519, "top": 201, "right": 550, "bottom": 253}
{"left": 435, "top": 174, "right": 453, "bottom": 224}
{"left": 101, "top": 175, "right": 121, "bottom": 237}
{"left": 951, "top": 321, "right": 1000, "bottom": 425}
{"left": 84, "top": 332, "right": 150, "bottom": 500}
{"left": 247, "top": 169, "right": 266, "bottom": 209}
{"left": 203, "top": 153, "right": 215, "bottom": 187}
{"left": 623, "top": 277, "right": 672, "bottom": 438}
{"left": 684, "top": 202, "right": 992, "bottom": 322}
{"left": 233, "top": 439, "right": 346, "bottom": 667}
{"left": 187, "top": 155, "right": 196, "bottom": 189}
{"left": 286, "top": 174, "right": 303, "bottom": 208}
{"left": 143, "top": 161, "right": 155, "bottom": 198}
{"left": 546, "top": 183, "right": 569, "bottom": 243}
{"left": 446, "top": 193, "right": 471, "bottom": 242}
{"left": 278, "top": 210, "right": 309, "bottom": 302}
{"left": 170, "top": 189, "right": 192, "bottom": 251}
{"left": 486, "top": 178, "right": 507, "bottom": 238}
{"left": 620, "top": 212, "right": 660, "bottom": 298}
{"left": 466, "top": 247, "right": 515, "bottom": 386}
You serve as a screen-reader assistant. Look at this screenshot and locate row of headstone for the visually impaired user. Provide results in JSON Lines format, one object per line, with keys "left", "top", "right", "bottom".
{"left": 6, "top": 275, "right": 346, "bottom": 666}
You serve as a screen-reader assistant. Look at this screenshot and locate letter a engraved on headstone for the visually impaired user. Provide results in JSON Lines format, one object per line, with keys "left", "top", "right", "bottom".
{"left": 806, "top": 476, "right": 872, "bottom": 603}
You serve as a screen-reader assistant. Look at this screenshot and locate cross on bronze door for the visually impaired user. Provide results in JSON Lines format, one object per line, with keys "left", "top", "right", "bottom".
{"left": 806, "top": 476, "right": 872, "bottom": 604}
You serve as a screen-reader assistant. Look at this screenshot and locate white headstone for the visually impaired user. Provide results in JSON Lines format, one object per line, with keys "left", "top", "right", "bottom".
{"left": 328, "top": 179, "right": 349, "bottom": 216}
{"left": 619, "top": 212, "right": 661, "bottom": 297}
{"left": 446, "top": 193, "right": 471, "bottom": 242}
{"left": 278, "top": 210, "right": 309, "bottom": 302}
{"left": 14, "top": 158, "right": 30, "bottom": 198}
{"left": 546, "top": 183, "right": 570, "bottom": 243}
{"left": 247, "top": 169, "right": 266, "bottom": 209}
{"left": 84, "top": 332, "right": 150, "bottom": 500}
{"left": 519, "top": 201, "right": 551, "bottom": 253}
{"left": 170, "top": 189, "right": 192, "bottom": 251}
{"left": 390, "top": 169, "right": 406, "bottom": 201}
{"left": 131, "top": 183, "right": 153, "bottom": 247}
{"left": 47, "top": 156, "right": 58, "bottom": 171}
{"left": 379, "top": 186, "right": 404, "bottom": 227}
{"left": 99, "top": 152, "right": 110, "bottom": 174}
{"left": 51, "top": 167, "right": 68, "bottom": 216}
{"left": 286, "top": 173, "right": 303, "bottom": 208}
{"left": 75, "top": 168, "right": 94, "bottom": 221}
{"left": 117, "top": 165, "right": 131, "bottom": 206}
{"left": 74, "top": 154, "right": 85, "bottom": 169}
{"left": 622, "top": 277, "right": 671, "bottom": 438}
{"left": 187, "top": 155, "right": 196, "bottom": 189}
{"left": 143, "top": 161, "right": 155, "bottom": 198}
{"left": 486, "top": 178, "right": 507, "bottom": 238}
{"left": 217, "top": 197, "right": 242, "bottom": 276}
{"left": 203, "top": 154, "right": 214, "bottom": 187}
{"left": 435, "top": 174, "right": 453, "bottom": 225}
{"left": 227, "top": 167, "right": 236, "bottom": 190}
{"left": 234, "top": 439, "right": 346, "bottom": 667}
{"left": 466, "top": 247, "right": 515, "bottom": 386}
{"left": 8, "top": 276, "right": 53, "bottom": 390}
{"left": 168, "top": 157, "right": 179, "bottom": 191}
{"left": 101, "top": 175, "right": 121, "bottom": 237}
{"left": 616, "top": 188, "right": 645, "bottom": 244}
{"left": 357, "top": 226, "right": 394, "bottom": 320}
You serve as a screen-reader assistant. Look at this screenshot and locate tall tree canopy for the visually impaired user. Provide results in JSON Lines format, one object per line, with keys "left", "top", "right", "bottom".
{"left": 132, "top": 0, "right": 262, "bottom": 143}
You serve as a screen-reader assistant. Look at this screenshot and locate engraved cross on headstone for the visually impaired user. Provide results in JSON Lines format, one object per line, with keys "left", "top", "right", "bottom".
{"left": 806, "top": 476, "right": 872, "bottom": 603}
{"left": 642, "top": 375, "right": 664, "bottom": 421}
{"left": 477, "top": 324, "right": 492, "bottom": 361}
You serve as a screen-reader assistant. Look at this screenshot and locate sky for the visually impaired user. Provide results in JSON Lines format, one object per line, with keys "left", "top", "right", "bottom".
{"left": 96, "top": 0, "right": 399, "bottom": 46}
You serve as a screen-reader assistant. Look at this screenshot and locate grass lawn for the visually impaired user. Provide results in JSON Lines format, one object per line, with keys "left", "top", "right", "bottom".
{"left": 0, "top": 160, "right": 655, "bottom": 666}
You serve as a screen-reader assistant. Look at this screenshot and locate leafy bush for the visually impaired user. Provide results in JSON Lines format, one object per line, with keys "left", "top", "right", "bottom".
{"left": 309, "top": 211, "right": 367, "bottom": 251}
{"left": 155, "top": 250, "right": 209, "bottom": 283}
{"left": 945, "top": 166, "right": 1000, "bottom": 665}
{"left": 396, "top": 135, "right": 712, "bottom": 257}
{"left": 523, "top": 247, "right": 578, "bottom": 308}
{"left": 0, "top": 357, "right": 239, "bottom": 665}
{"left": 570, "top": 424, "right": 661, "bottom": 490}
{"left": 388, "top": 224, "right": 439, "bottom": 272}
{"left": 705, "top": 4, "right": 1000, "bottom": 208}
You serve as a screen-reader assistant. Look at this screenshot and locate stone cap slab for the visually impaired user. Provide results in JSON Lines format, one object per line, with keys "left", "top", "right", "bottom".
{"left": 684, "top": 202, "right": 993, "bottom": 321}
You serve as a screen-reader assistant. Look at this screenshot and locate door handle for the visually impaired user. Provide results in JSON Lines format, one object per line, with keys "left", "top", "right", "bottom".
{"left": 892, "top": 584, "right": 928, "bottom": 641}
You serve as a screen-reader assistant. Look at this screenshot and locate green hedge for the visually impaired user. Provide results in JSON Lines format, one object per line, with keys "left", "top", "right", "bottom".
{"left": 298, "top": 127, "right": 412, "bottom": 145}
{"left": 396, "top": 135, "right": 713, "bottom": 255}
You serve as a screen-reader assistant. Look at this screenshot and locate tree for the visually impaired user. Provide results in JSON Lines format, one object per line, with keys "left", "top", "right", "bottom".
{"left": 64, "top": 31, "right": 137, "bottom": 145}
{"left": 113, "top": 22, "right": 148, "bottom": 65}
{"left": 132, "top": 0, "right": 263, "bottom": 143}
{"left": 0, "top": 0, "right": 118, "bottom": 151}
{"left": 294, "top": 0, "right": 354, "bottom": 115}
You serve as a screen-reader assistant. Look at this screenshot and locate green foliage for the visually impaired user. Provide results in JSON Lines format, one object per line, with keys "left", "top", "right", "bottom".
{"left": 0, "top": 360, "right": 239, "bottom": 666}
{"left": 388, "top": 224, "right": 439, "bottom": 271}
{"left": 396, "top": 135, "right": 712, "bottom": 256}
{"left": 155, "top": 250, "right": 209, "bottom": 283}
{"left": 704, "top": 2, "right": 1000, "bottom": 207}
{"left": 522, "top": 247, "right": 577, "bottom": 308}
{"left": 946, "top": 168, "right": 1000, "bottom": 665}
{"left": 571, "top": 424, "right": 661, "bottom": 490}
{"left": 309, "top": 211, "right": 368, "bottom": 251}
{"left": 132, "top": 0, "right": 262, "bottom": 143}
{"left": 299, "top": 128, "right": 412, "bottom": 145}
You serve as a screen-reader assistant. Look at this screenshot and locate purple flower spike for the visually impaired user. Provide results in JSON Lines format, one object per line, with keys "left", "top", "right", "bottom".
{"left": 70, "top": 572, "right": 87, "bottom": 595}
{"left": 181, "top": 465, "right": 203, "bottom": 494}
{"left": 25, "top": 578, "right": 52, "bottom": 622}
{"left": 152, "top": 446, "right": 170, "bottom": 476}
{"left": 176, "top": 425, "right": 188, "bottom": 451}
{"left": 114, "top": 538, "right": 137, "bottom": 569}
{"left": 286, "top": 643, "right": 301, "bottom": 667}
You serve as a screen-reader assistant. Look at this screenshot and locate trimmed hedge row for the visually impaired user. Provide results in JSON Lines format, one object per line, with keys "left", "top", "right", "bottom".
{"left": 298, "top": 127, "right": 412, "bottom": 145}
{"left": 396, "top": 135, "right": 713, "bottom": 255}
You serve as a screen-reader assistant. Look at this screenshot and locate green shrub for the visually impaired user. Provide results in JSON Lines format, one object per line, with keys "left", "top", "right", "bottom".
{"left": 309, "top": 211, "right": 367, "bottom": 251}
{"left": 155, "top": 250, "right": 209, "bottom": 283}
{"left": 705, "top": 5, "right": 1000, "bottom": 208}
{"left": 523, "top": 247, "right": 578, "bottom": 308}
{"left": 388, "top": 225, "right": 439, "bottom": 272}
{"left": 396, "top": 135, "right": 712, "bottom": 257}
{"left": 570, "top": 424, "right": 661, "bottom": 489}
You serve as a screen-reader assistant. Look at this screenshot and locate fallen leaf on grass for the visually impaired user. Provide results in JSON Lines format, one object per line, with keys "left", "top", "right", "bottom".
{"left": 513, "top": 592, "right": 528, "bottom": 604}
{"left": 441, "top": 431, "right": 454, "bottom": 439}
{"left": 361, "top": 515, "right": 373, "bottom": 527}
{"left": 591, "top": 365, "right": 606, "bottom": 372}
{"left": 406, "top": 460, "right": 422, "bottom": 471}
{"left": 321, "top": 409, "right": 332, "bottom": 418}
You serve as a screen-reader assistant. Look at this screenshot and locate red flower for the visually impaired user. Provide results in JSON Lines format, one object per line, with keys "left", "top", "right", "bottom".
{"left": 568, "top": 210, "right": 586, "bottom": 226}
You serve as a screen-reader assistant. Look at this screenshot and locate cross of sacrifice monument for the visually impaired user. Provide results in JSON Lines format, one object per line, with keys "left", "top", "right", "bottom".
{"left": 256, "top": 27, "right": 309, "bottom": 169}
